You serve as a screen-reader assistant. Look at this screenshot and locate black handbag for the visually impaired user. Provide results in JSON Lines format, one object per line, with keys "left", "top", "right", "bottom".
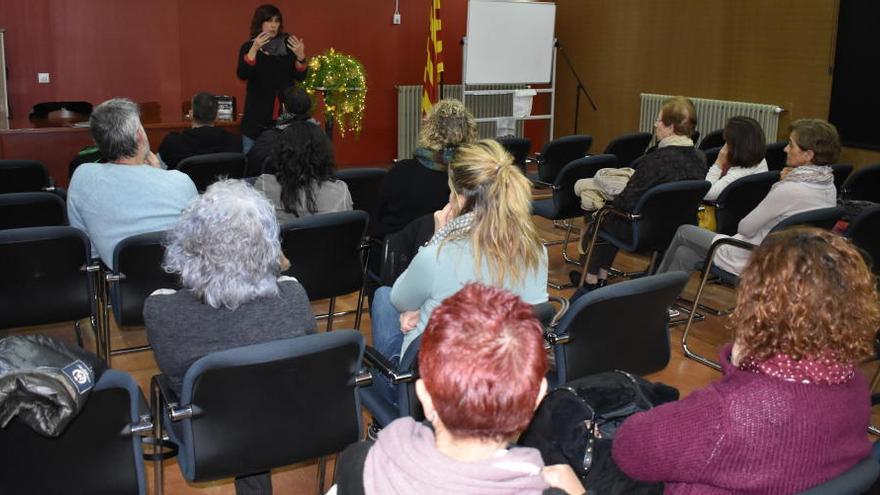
{"left": 519, "top": 370, "right": 678, "bottom": 495}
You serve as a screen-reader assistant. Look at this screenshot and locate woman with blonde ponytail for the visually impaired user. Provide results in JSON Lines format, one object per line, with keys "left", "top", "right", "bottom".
{"left": 371, "top": 139, "right": 548, "bottom": 370}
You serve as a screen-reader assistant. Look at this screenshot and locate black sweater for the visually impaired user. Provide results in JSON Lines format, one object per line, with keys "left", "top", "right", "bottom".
{"left": 236, "top": 41, "right": 308, "bottom": 139}
{"left": 157, "top": 126, "right": 242, "bottom": 169}
{"left": 373, "top": 158, "right": 451, "bottom": 238}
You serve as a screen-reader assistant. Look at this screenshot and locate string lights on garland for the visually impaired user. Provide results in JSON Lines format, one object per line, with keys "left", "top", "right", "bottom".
{"left": 303, "top": 48, "right": 367, "bottom": 137}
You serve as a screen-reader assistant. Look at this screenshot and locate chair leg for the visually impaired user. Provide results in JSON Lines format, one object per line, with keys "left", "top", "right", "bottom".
{"left": 578, "top": 218, "right": 606, "bottom": 288}
{"left": 151, "top": 381, "right": 165, "bottom": 495}
{"left": 73, "top": 320, "right": 84, "bottom": 348}
{"left": 681, "top": 264, "right": 722, "bottom": 370}
{"left": 354, "top": 286, "right": 365, "bottom": 331}
{"left": 316, "top": 456, "right": 327, "bottom": 495}
{"left": 326, "top": 297, "right": 336, "bottom": 332}
{"left": 560, "top": 220, "right": 583, "bottom": 266}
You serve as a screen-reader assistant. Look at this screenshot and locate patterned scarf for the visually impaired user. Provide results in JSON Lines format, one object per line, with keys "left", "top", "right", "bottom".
{"left": 414, "top": 146, "right": 456, "bottom": 172}
{"left": 782, "top": 164, "right": 833, "bottom": 185}
{"left": 426, "top": 211, "right": 475, "bottom": 247}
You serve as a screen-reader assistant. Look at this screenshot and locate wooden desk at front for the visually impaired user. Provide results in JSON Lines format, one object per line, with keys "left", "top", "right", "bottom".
{"left": 0, "top": 118, "right": 241, "bottom": 188}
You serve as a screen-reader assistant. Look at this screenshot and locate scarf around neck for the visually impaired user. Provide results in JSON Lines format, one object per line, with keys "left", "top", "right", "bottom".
{"left": 414, "top": 146, "right": 456, "bottom": 172}
{"left": 658, "top": 134, "right": 694, "bottom": 148}
{"left": 781, "top": 164, "right": 834, "bottom": 186}
{"left": 425, "top": 211, "right": 475, "bottom": 247}
{"left": 363, "top": 417, "right": 551, "bottom": 495}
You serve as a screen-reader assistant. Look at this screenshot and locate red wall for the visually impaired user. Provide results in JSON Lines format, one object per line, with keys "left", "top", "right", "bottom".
{"left": 2, "top": 0, "right": 469, "bottom": 166}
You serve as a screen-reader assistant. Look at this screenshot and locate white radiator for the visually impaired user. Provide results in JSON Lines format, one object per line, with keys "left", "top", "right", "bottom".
{"left": 397, "top": 84, "right": 526, "bottom": 160}
{"left": 639, "top": 93, "right": 783, "bottom": 145}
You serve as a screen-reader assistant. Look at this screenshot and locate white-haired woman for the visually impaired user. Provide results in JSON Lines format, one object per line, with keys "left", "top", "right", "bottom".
{"left": 144, "top": 179, "right": 315, "bottom": 494}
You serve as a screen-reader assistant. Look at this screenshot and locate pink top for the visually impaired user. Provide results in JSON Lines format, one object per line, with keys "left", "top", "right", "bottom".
{"left": 612, "top": 344, "right": 872, "bottom": 494}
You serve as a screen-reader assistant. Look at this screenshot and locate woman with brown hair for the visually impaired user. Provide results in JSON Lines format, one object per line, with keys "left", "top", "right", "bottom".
{"left": 613, "top": 228, "right": 879, "bottom": 494}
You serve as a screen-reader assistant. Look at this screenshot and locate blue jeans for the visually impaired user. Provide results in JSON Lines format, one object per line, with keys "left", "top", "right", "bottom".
{"left": 370, "top": 286, "right": 404, "bottom": 362}
{"left": 370, "top": 286, "right": 404, "bottom": 408}
{"left": 242, "top": 135, "right": 255, "bottom": 154}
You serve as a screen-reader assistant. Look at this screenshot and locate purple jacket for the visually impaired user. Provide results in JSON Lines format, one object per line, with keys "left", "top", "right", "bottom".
{"left": 612, "top": 345, "right": 871, "bottom": 494}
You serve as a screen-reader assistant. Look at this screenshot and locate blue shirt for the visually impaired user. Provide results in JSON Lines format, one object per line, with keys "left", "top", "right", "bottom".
{"left": 67, "top": 163, "right": 198, "bottom": 265}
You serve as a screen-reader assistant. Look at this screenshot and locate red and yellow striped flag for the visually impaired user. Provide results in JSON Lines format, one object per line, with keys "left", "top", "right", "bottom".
{"left": 422, "top": 0, "right": 444, "bottom": 116}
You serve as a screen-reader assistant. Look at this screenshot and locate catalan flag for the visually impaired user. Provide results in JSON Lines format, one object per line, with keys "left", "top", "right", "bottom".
{"left": 422, "top": 0, "right": 444, "bottom": 116}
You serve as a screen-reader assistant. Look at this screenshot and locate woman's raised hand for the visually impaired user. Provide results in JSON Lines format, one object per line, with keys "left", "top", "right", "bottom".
{"left": 248, "top": 31, "right": 273, "bottom": 58}
{"left": 433, "top": 202, "right": 457, "bottom": 233}
{"left": 287, "top": 35, "right": 306, "bottom": 60}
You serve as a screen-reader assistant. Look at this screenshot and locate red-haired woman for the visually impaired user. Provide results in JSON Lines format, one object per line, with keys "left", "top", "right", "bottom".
{"left": 613, "top": 228, "right": 879, "bottom": 494}
{"left": 335, "top": 283, "right": 585, "bottom": 495}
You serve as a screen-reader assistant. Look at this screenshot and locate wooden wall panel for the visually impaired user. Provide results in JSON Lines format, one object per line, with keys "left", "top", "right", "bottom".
{"left": 553, "top": 0, "right": 845, "bottom": 158}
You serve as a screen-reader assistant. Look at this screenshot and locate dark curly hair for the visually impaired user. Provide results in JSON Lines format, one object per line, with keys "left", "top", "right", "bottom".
{"left": 269, "top": 121, "right": 335, "bottom": 216}
{"left": 731, "top": 227, "right": 880, "bottom": 364}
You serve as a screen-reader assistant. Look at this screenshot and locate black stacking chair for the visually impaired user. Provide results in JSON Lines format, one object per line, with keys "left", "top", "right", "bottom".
{"left": 0, "top": 159, "right": 53, "bottom": 193}
{"left": 526, "top": 134, "right": 592, "bottom": 188}
{"left": 0, "top": 369, "right": 151, "bottom": 495}
{"left": 708, "top": 171, "right": 779, "bottom": 236}
{"left": 681, "top": 206, "right": 846, "bottom": 369}
{"left": 703, "top": 146, "right": 721, "bottom": 167}
{"left": 532, "top": 154, "right": 618, "bottom": 288}
{"left": 603, "top": 132, "right": 652, "bottom": 168}
{"left": 830, "top": 163, "right": 854, "bottom": 192}
{"left": 764, "top": 141, "right": 788, "bottom": 171}
{"left": 497, "top": 136, "right": 532, "bottom": 173}
{"left": 698, "top": 128, "right": 725, "bottom": 151}
{"left": 846, "top": 205, "right": 880, "bottom": 276}
{"left": 280, "top": 210, "right": 369, "bottom": 330}
{"left": 578, "top": 180, "right": 711, "bottom": 284}
{"left": 545, "top": 272, "right": 688, "bottom": 385}
{"left": 0, "top": 226, "right": 100, "bottom": 347}
{"left": 796, "top": 456, "right": 880, "bottom": 494}
{"left": 101, "top": 231, "right": 178, "bottom": 363}
{"left": 841, "top": 163, "right": 880, "bottom": 203}
{"left": 0, "top": 191, "right": 66, "bottom": 229}
{"left": 176, "top": 152, "right": 246, "bottom": 192}
{"left": 334, "top": 167, "right": 387, "bottom": 236}
{"left": 151, "top": 331, "right": 367, "bottom": 495}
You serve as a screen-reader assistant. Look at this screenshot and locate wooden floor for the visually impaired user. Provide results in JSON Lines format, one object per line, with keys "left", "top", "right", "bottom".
{"left": 12, "top": 215, "right": 880, "bottom": 494}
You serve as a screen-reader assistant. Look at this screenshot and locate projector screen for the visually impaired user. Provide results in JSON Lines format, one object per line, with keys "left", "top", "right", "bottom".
{"left": 464, "top": 0, "right": 557, "bottom": 85}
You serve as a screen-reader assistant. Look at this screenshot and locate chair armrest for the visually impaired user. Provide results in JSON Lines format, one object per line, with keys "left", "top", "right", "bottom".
{"left": 548, "top": 295, "right": 569, "bottom": 328}
{"left": 151, "top": 374, "right": 193, "bottom": 422}
{"left": 543, "top": 331, "right": 571, "bottom": 346}
{"left": 126, "top": 392, "right": 154, "bottom": 437}
{"left": 699, "top": 236, "right": 758, "bottom": 274}
{"left": 363, "top": 345, "right": 417, "bottom": 384}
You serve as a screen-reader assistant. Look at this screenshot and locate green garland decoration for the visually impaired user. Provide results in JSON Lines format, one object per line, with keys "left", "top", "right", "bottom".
{"left": 303, "top": 48, "right": 367, "bottom": 137}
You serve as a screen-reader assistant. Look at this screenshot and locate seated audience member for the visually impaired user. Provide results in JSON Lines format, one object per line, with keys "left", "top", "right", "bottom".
{"left": 656, "top": 118, "right": 839, "bottom": 276}
{"left": 144, "top": 180, "right": 314, "bottom": 495}
{"left": 67, "top": 98, "right": 198, "bottom": 265}
{"left": 158, "top": 92, "right": 243, "bottom": 169}
{"left": 570, "top": 96, "right": 706, "bottom": 292}
{"left": 373, "top": 98, "right": 477, "bottom": 239}
{"left": 371, "top": 140, "right": 548, "bottom": 365}
{"left": 703, "top": 116, "right": 768, "bottom": 201}
{"left": 613, "top": 228, "right": 878, "bottom": 494}
{"left": 253, "top": 119, "right": 352, "bottom": 221}
{"left": 246, "top": 87, "right": 316, "bottom": 176}
{"left": 336, "top": 283, "right": 586, "bottom": 495}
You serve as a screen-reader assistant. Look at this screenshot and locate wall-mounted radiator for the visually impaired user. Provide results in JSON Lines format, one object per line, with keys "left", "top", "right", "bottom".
{"left": 397, "top": 84, "right": 526, "bottom": 160}
{"left": 639, "top": 93, "right": 783, "bottom": 145}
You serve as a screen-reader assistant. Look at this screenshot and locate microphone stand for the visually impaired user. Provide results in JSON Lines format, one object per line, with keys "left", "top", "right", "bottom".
{"left": 556, "top": 41, "right": 597, "bottom": 134}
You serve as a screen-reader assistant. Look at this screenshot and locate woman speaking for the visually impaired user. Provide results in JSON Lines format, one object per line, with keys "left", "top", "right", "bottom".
{"left": 237, "top": 4, "right": 308, "bottom": 153}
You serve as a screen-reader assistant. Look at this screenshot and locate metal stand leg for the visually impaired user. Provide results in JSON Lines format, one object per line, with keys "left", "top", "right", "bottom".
{"left": 316, "top": 456, "right": 327, "bottom": 495}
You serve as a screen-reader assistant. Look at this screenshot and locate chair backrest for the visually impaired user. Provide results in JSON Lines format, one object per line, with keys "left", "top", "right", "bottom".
{"left": 0, "top": 191, "right": 66, "bottom": 229}
{"left": 797, "top": 456, "right": 880, "bottom": 495}
{"left": 280, "top": 210, "right": 368, "bottom": 300}
{"left": 0, "top": 226, "right": 93, "bottom": 329}
{"left": 698, "top": 128, "right": 725, "bottom": 150}
{"left": 334, "top": 167, "right": 387, "bottom": 234}
{"left": 713, "top": 171, "right": 780, "bottom": 235}
{"left": 830, "top": 163, "right": 853, "bottom": 191}
{"left": 0, "top": 369, "right": 146, "bottom": 495}
{"left": 553, "top": 272, "right": 689, "bottom": 383}
{"left": 703, "top": 146, "right": 721, "bottom": 167}
{"left": 629, "top": 180, "right": 711, "bottom": 253}
{"left": 765, "top": 141, "right": 788, "bottom": 171}
{"left": 0, "top": 160, "right": 50, "bottom": 193}
{"left": 845, "top": 205, "right": 880, "bottom": 275}
{"left": 174, "top": 331, "right": 364, "bottom": 482}
{"left": 550, "top": 154, "right": 618, "bottom": 219}
{"left": 537, "top": 134, "right": 593, "bottom": 183}
{"left": 842, "top": 163, "right": 880, "bottom": 203}
{"left": 176, "top": 152, "right": 246, "bottom": 192}
{"left": 497, "top": 136, "right": 532, "bottom": 172}
{"left": 111, "top": 231, "right": 179, "bottom": 326}
{"left": 770, "top": 206, "right": 846, "bottom": 233}
{"left": 603, "top": 132, "right": 652, "bottom": 168}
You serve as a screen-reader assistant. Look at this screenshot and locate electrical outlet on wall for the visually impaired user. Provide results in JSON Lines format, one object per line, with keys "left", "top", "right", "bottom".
{"left": 37, "top": 73, "right": 50, "bottom": 84}
{"left": 393, "top": 13, "right": 401, "bottom": 24}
